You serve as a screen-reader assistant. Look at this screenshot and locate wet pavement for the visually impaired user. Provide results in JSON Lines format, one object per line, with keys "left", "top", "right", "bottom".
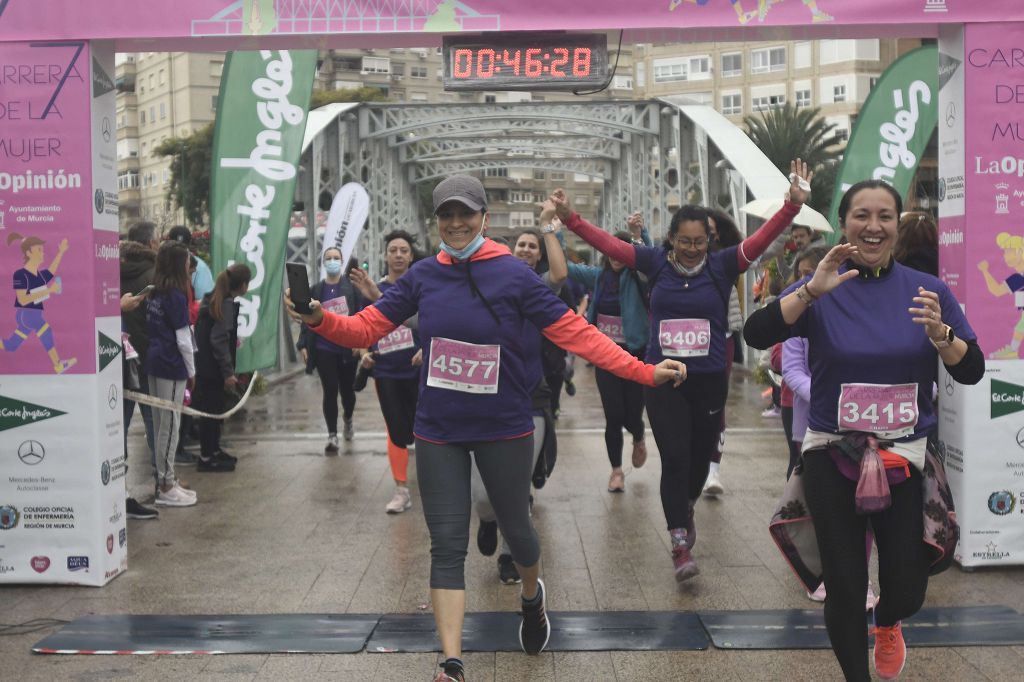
{"left": 2, "top": 360, "right": 1023, "bottom": 680}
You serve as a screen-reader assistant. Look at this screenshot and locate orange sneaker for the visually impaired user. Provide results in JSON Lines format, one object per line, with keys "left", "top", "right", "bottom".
{"left": 872, "top": 620, "right": 906, "bottom": 679}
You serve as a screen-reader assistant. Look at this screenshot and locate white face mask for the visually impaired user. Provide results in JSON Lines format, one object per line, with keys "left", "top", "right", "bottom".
{"left": 324, "top": 259, "right": 342, "bottom": 276}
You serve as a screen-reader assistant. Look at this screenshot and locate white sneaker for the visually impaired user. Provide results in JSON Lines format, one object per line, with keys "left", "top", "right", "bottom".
{"left": 703, "top": 470, "right": 724, "bottom": 497}
{"left": 385, "top": 486, "right": 412, "bottom": 514}
{"left": 174, "top": 483, "right": 197, "bottom": 500}
{"left": 156, "top": 484, "right": 197, "bottom": 507}
{"left": 866, "top": 581, "right": 878, "bottom": 611}
{"left": 325, "top": 434, "right": 339, "bottom": 454}
{"left": 807, "top": 582, "right": 827, "bottom": 602}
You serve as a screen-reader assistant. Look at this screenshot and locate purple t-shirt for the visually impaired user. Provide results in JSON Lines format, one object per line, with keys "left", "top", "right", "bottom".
{"left": 596, "top": 272, "right": 622, "bottom": 317}
{"left": 144, "top": 289, "right": 191, "bottom": 380}
{"left": 13, "top": 268, "right": 54, "bottom": 310}
{"left": 372, "top": 253, "right": 568, "bottom": 443}
{"left": 782, "top": 263, "right": 976, "bottom": 442}
{"left": 634, "top": 245, "right": 738, "bottom": 373}
{"left": 371, "top": 280, "right": 420, "bottom": 381}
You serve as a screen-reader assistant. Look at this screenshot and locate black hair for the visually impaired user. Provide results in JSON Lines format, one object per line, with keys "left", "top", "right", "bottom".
{"left": 514, "top": 229, "right": 547, "bottom": 272}
{"left": 836, "top": 180, "right": 903, "bottom": 226}
{"left": 602, "top": 231, "right": 633, "bottom": 269}
{"left": 706, "top": 209, "right": 742, "bottom": 250}
{"left": 383, "top": 229, "right": 422, "bottom": 263}
{"left": 127, "top": 221, "right": 157, "bottom": 246}
{"left": 663, "top": 205, "right": 711, "bottom": 249}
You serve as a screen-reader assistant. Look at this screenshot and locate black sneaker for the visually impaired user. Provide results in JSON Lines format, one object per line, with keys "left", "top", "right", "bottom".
{"left": 565, "top": 379, "right": 576, "bottom": 397}
{"left": 215, "top": 449, "right": 238, "bottom": 464}
{"left": 126, "top": 498, "right": 158, "bottom": 520}
{"left": 477, "top": 520, "right": 498, "bottom": 556}
{"left": 174, "top": 449, "right": 197, "bottom": 466}
{"left": 498, "top": 553, "right": 521, "bottom": 585}
{"left": 197, "top": 456, "right": 235, "bottom": 472}
{"left": 519, "top": 578, "right": 551, "bottom": 655}
{"left": 434, "top": 658, "right": 465, "bottom": 682}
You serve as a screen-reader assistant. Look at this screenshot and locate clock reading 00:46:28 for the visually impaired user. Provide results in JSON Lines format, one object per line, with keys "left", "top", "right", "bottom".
{"left": 451, "top": 47, "right": 594, "bottom": 79}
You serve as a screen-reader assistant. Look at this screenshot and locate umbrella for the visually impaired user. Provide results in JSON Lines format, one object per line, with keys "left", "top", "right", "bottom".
{"left": 741, "top": 199, "right": 833, "bottom": 233}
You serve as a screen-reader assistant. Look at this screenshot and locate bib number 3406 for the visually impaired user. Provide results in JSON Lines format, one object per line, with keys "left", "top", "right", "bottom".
{"left": 427, "top": 337, "right": 501, "bottom": 394}
{"left": 659, "top": 318, "right": 711, "bottom": 358}
{"left": 837, "top": 382, "right": 918, "bottom": 437}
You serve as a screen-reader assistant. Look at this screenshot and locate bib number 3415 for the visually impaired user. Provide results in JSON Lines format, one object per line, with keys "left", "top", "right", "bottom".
{"left": 837, "top": 382, "right": 918, "bottom": 437}
{"left": 427, "top": 337, "right": 501, "bottom": 394}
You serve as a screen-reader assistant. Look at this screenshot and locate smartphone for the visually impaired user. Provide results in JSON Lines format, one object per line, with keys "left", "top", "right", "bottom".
{"left": 135, "top": 284, "right": 156, "bottom": 297}
{"left": 285, "top": 262, "right": 313, "bottom": 315}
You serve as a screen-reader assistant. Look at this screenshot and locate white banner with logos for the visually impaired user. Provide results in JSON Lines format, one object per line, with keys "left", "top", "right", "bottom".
{"left": 939, "top": 361, "right": 1024, "bottom": 567}
{"left": 320, "top": 182, "right": 370, "bottom": 280}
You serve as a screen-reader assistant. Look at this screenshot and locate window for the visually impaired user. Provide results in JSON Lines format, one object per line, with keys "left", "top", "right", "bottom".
{"left": 117, "top": 114, "right": 126, "bottom": 129}
{"left": 149, "top": 106, "right": 155, "bottom": 124}
{"left": 819, "top": 39, "right": 880, "bottom": 65}
{"left": 721, "top": 53, "right": 742, "bottom": 77}
{"left": 410, "top": 93, "right": 428, "bottom": 102}
{"left": 510, "top": 191, "right": 533, "bottom": 203}
{"left": 550, "top": 172, "right": 565, "bottom": 181}
{"left": 141, "top": 141, "right": 147, "bottom": 156}
{"left": 391, "top": 64, "right": 404, "bottom": 76}
{"left": 533, "top": 170, "right": 546, "bottom": 180}
{"left": 117, "top": 170, "right": 139, "bottom": 190}
{"left": 612, "top": 75, "right": 633, "bottom": 90}
{"left": 752, "top": 94, "right": 786, "bottom": 111}
{"left": 159, "top": 102, "right": 166, "bottom": 119}
{"left": 869, "top": 76, "right": 880, "bottom": 91}
{"left": 210, "top": 61, "right": 224, "bottom": 78}
{"left": 794, "top": 42, "right": 812, "bottom": 70}
{"left": 721, "top": 93, "right": 742, "bottom": 115}
{"left": 410, "top": 66, "right": 427, "bottom": 78}
{"left": 751, "top": 47, "right": 786, "bottom": 74}
{"left": 796, "top": 89, "right": 811, "bottom": 108}
{"left": 635, "top": 62, "right": 645, "bottom": 87}
{"left": 653, "top": 55, "right": 710, "bottom": 83}
{"left": 575, "top": 195, "right": 589, "bottom": 205}
{"left": 140, "top": 110, "right": 146, "bottom": 125}
{"left": 361, "top": 56, "right": 390, "bottom": 74}
{"left": 510, "top": 211, "right": 534, "bottom": 228}
{"left": 158, "top": 69, "right": 165, "bottom": 85}
{"left": 148, "top": 74, "right": 154, "bottom": 89}
{"left": 834, "top": 129, "right": 849, "bottom": 143}
{"left": 833, "top": 85, "right": 847, "bottom": 103}
{"left": 485, "top": 168, "right": 508, "bottom": 177}
{"left": 484, "top": 94, "right": 496, "bottom": 103}
{"left": 162, "top": 169, "right": 170, "bottom": 185}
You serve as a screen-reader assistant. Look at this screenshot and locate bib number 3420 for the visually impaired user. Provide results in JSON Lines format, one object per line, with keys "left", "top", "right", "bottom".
{"left": 837, "top": 382, "right": 918, "bottom": 437}
{"left": 427, "top": 337, "right": 501, "bottom": 394}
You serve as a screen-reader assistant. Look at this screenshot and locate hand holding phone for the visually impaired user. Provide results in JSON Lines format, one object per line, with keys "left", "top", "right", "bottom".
{"left": 285, "top": 262, "right": 313, "bottom": 315}
{"left": 135, "top": 284, "right": 156, "bottom": 298}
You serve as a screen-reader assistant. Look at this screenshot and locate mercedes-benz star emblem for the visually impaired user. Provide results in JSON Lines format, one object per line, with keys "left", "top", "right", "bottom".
{"left": 945, "top": 102, "right": 956, "bottom": 128}
{"left": 102, "top": 117, "right": 112, "bottom": 142}
{"left": 944, "top": 374, "right": 955, "bottom": 396}
{"left": 17, "top": 440, "right": 45, "bottom": 465}
{"left": 1016, "top": 427, "right": 1024, "bottom": 449}
{"left": 108, "top": 384, "right": 119, "bottom": 409}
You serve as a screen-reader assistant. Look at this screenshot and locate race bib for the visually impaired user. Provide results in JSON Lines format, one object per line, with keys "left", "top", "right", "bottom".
{"left": 321, "top": 296, "right": 349, "bottom": 316}
{"left": 426, "top": 337, "right": 500, "bottom": 394}
{"left": 596, "top": 314, "right": 626, "bottom": 344}
{"left": 378, "top": 325, "right": 415, "bottom": 355}
{"left": 837, "top": 383, "right": 919, "bottom": 438}
{"left": 659, "top": 319, "right": 711, "bottom": 358}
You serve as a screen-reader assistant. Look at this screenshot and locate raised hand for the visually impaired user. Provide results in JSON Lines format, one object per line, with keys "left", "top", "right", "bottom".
{"left": 909, "top": 286, "right": 946, "bottom": 341}
{"left": 349, "top": 267, "right": 381, "bottom": 302}
{"left": 787, "top": 158, "right": 813, "bottom": 206}
{"left": 549, "top": 188, "right": 572, "bottom": 222}
{"left": 284, "top": 288, "right": 324, "bottom": 326}
{"left": 807, "top": 243, "right": 859, "bottom": 297}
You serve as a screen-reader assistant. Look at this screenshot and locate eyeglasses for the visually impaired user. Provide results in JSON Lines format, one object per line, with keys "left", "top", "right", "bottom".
{"left": 673, "top": 237, "right": 708, "bottom": 249}
{"left": 437, "top": 207, "right": 481, "bottom": 221}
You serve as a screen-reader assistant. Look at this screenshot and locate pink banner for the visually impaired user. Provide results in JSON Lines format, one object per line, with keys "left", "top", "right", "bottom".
{"left": 963, "top": 23, "right": 1024, "bottom": 360}
{"left": 1, "top": 1, "right": 1022, "bottom": 46}
{"left": 1, "top": 41, "right": 96, "bottom": 375}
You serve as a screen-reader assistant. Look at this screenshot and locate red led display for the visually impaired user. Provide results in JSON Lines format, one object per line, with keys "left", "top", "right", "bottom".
{"left": 442, "top": 33, "right": 608, "bottom": 91}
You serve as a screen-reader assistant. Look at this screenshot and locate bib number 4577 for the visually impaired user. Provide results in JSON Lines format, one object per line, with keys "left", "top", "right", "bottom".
{"left": 426, "top": 337, "right": 501, "bottom": 394}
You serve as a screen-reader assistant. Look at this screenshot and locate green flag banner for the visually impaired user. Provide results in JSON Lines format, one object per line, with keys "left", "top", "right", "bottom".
{"left": 826, "top": 46, "right": 939, "bottom": 230}
{"left": 210, "top": 50, "right": 317, "bottom": 372}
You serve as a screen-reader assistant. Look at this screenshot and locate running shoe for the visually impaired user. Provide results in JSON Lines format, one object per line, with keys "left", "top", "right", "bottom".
{"left": 125, "top": 498, "right": 158, "bottom": 520}
{"left": 564, "top": 379, "right": 577, "bottom": 396}
{"left": 872, "top": 620, "right": 906, "bottom": 680}
{"left": 631, "top": 439, "right": 647, "bottom": 468}
{"left": 477, "top": 519, "right": 498, "bottom": 556}
{"left": 433, "top": 659, "right": 466, "bottom": 682}
{"left": 671, "top": 544, "right": 699, "bottom": 582}
{"left": 197, "top": 455, "right": 235, "bottom": 472}
{"left": 342, "top": 418, "right": 354, "bottom": 441}
{"left": 703, "top": 469, "right": 724, "bottom": 497}
{"left": 498, "top": 553, "right": 521, "bottom": 585}
{"left": 215, "top": 449, "right": 238, "bottom": 464}
{"left": 607, "top": 470, "right": 625, "bottom": 493}
{"left": 155, "top": 484, "right": 197, "bottom": 507}
{"left": 807, "top": 582, "right": 827, "bottom": 602}
{"left": 174, "top": 449, "right": 197, "bottom": 466}
{"left": 761, "top": 405, "right": 781, "bottom": 418}
{"left": 325, "top": 433, "right": 339, "bottom": 454}
{"left": 385, "top": 486, "right": 412, "bottom": 514}
{"left": 518, "top": 578, "right": 551, "bottom": 655}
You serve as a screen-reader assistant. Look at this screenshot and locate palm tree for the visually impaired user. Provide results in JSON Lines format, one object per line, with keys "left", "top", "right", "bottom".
{"left": 743, "top": 103, "right": 843, "bottom": 214}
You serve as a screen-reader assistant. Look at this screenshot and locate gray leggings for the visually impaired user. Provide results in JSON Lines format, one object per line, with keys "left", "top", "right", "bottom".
{"left": 416, "top": 434, "right": 540, "bottom": 589}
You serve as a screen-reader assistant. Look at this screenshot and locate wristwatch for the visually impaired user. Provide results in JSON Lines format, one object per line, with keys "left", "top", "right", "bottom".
{"left": 930, "top": 324, "right": 955, "bottom": 349}
{"left": 541, "top": 223, "right": 557, "bottom": 234}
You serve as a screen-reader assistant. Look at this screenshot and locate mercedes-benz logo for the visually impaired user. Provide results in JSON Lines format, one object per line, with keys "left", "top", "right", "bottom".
{"left": 945, "top": 374, "right": 955, "bottom": 396}
{"left": 1016, "top": 427, "right": 1024, "bottom": 449}
{"left": 102, "top": 117, "right": 112, "bottom": 142}
{"left": 17, "top": 440, "right": 45, "bottom": 465}
{"left": 945, "top": 102, "right": 956, "bottom": 128}
{"left": 107, "top": 384, "right": 118, "bottom": 410}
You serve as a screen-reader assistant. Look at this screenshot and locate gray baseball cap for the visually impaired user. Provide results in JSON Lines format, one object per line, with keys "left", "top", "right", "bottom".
{"left": 433, "top": 175, "right": 487, "bottom": 214}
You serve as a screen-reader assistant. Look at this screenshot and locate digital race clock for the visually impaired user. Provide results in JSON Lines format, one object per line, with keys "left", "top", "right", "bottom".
{"left": 442, "top": 33, "right": 609, "bottom": 92}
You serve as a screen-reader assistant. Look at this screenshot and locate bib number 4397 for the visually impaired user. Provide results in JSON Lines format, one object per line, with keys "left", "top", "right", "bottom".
{"left": 837, "top": 382, "right": 918, "bottom": 437}
{"left": 427, "top": 337, "right": 501, "bottom": 394}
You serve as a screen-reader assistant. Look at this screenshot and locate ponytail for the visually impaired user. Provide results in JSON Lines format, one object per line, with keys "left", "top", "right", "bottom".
{"left": 209, "top": 264, "right": 252, "bottom": 321}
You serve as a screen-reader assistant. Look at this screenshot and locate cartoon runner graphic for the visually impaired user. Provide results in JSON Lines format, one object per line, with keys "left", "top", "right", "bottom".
{"left": 669, "top": 0, "right": 832, "bottom": 24}
{"left": 978, "top": 231, "right": 1024, "bottom": 359}
{"left": 3, "top": 233, "right": 77, "bottom": 373}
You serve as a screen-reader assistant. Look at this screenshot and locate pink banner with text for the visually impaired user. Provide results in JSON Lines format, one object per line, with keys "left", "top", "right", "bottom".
{"left": 0, "top": 41, "right": 95, "bottom": 375}
{"left": 964, "top": 23, "right": 1024, "bottom": 360}
{"left": 1, "top": 1, "right": 1023, "bottom": 46}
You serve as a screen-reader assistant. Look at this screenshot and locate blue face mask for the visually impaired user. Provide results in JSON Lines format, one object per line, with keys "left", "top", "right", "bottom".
{"left": 439, "top": 232, "right": 485, "bottom": 261}
{"left": 324, "top": 259, "right": 342, "bottom": 276}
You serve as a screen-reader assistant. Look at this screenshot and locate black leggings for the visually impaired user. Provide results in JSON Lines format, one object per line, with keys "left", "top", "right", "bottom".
{"left": 375, "top": 376, "right": 418, "bottom": 447}
{"left": 315, "top": 351, "right": 356, "bottom": 433}
{"left": 416, "top": 435, "right": 539, "bottom": 589}
{"left": 192, "top": 375, "right": 226, "bottom": 458}
{"left": 595, "top": 346, "right": 645, "bottom": 468}
{"left": 803, "top": 453, "right": 930, "bottom": 682}
{"left": 644, "top": 371, "right": 728, "bottom": 530}
{"left": 781, "top": 406, "right": 802, "bottom": 479}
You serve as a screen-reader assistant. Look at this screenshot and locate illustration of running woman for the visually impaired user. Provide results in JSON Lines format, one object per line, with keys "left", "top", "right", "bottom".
{"left": 668, "top": 0, "right": 832, "bottom": 24}
{"left": 978, "top": 231, "right": 1024, "bottom": 360}
{"left": 3, "top": 233, "right": 77, "bottom": 373}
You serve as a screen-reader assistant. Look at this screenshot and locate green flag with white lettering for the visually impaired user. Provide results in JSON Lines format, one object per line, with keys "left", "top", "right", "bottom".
{"left": 827, "top": 46, "right": 939, "bottom": 230}
{"left": 210, "top": 50, "right": 317, "bottom": 372}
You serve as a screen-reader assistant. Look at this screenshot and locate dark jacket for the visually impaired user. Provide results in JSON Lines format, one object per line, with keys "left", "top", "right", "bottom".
{"left": 296, "top": 278, "right": 361, "bottom": 373}
{"left": 195, "top": 294, "right": 239, "bottom": 380}
{"left": 119, "top": 241, "right": 156, "bottom": 363}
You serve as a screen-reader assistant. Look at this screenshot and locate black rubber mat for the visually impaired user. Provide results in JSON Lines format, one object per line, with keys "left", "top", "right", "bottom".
{"left": 367, "top": 610, "right": 709, "bottom": 653}
{"left": 32, "top": 614, "right": 379, "bottom": 654}
{"left": 699, "top": 605, "right": 1024, "bottom": 650}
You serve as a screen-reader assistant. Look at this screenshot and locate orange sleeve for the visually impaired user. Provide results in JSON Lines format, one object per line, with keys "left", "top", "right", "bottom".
{"left": 542, "top": 310, "right": 656, "bottom": 386}
{"left": 309, "top": 305, "right": 397, "bottom": 349}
